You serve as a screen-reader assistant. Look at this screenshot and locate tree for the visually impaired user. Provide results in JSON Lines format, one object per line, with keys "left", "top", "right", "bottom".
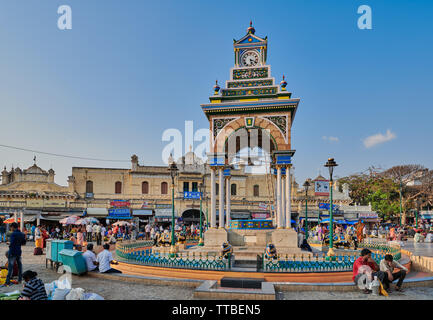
{"left": 381, "top": 165, "right": 433, "bottom": 224}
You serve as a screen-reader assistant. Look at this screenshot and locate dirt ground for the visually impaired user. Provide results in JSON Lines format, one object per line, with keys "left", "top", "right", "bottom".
{"left": 0, "top": 242, "right": 196, "bottom": 300}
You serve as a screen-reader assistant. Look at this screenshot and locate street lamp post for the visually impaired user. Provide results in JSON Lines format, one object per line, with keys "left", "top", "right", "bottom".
{"left": 416, "top": 198, "right": 422, "bottom": 229}
{"left": 399, "top": 180, "right": 403, "bottom": 226}
{"left": 303, "top": 180, "right": 310, "bottom": 240}
{"left": 198, "top": 183, "right": 204, "bottom": 246}
{"left": 168, "top": 155, "right": 179, "bottom": 257}
{"left": 324, "top": 158, "right": 338, "bottom": 257}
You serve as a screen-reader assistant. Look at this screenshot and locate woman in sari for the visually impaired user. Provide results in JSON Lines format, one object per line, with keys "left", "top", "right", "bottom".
{"left": 34, "top": 226, "right": 43, "bottom": 249}
{"left": 389, "top": 227, "right": 396, "bottom": 241}
{"left": 356, "top": 220, "right": 365, "bottom": 243}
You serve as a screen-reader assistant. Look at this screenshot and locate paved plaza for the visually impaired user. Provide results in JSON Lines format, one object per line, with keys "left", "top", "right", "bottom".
{"left": 1, "top": 240, "right": 433, "bottom": 300}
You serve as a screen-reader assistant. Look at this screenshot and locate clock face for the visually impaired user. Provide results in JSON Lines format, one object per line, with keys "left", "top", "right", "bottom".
{"left": 241, "top": 51, "right": 259, "bottom": 67}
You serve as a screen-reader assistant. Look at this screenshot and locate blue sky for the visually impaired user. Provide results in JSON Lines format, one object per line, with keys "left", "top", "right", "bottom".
{"left": 0, "top": 0, "right": 432, "bottom": 185}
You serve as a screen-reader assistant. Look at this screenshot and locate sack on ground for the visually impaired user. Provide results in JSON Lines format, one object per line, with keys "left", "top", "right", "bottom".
{"left": 34, "top": 247, "right": 43, "bottom": 255}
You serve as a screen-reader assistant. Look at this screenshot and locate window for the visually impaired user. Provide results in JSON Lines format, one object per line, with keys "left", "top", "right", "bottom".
{"left": 192, "top": 182, "right": 198, "bottom": 192}
{"left": 231, "top": 183, "right": 237, "bottom": 196}
{"left": 253, "top": 185, "right": 259, "bottom": 197}
{"left": 161, "top": 182, "right": 168, "bottom": 194}
{"left": 183, "top": 182, "right": 189, "bottom": 192}
{"left": 142, "top": 181, "right": 149, "bottom": 194}
{"left": 216, "top": 183, "right": 219, "bottom": 196}
{"left": 86, "top": 180, "right": 93, "bottom": 193}
{"left": 115, "top": 181, "right": 122, "bottom": 194}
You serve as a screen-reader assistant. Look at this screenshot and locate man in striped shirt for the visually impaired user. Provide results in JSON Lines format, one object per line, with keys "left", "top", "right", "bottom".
{"left": 19, "top": 271, "right": 47, "bottom": 300}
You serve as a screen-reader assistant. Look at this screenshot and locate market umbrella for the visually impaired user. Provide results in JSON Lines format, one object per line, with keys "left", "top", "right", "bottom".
{"left": 74, "top": 219, "right": 87, "bottom": 225}
{"left": 60, "top": 215, "right": 80, "bottom": 225}
{"left": 112, "top": 221, "right": 131, "bottom": 227}
{"left": 84, "top": 217, "right": 99, "bottom": 224}
{"left": 3, "top": 217, "right": 21, "bottom": 224}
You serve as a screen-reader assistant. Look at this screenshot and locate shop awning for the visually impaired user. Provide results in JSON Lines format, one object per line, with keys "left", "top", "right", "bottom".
{"left": 86, "top": 208, "right": 108, "bottom": 216}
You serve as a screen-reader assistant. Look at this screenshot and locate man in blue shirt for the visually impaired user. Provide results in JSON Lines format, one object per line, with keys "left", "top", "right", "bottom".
{"left": 5, "top": 222, "right": 25, "bottom": 286}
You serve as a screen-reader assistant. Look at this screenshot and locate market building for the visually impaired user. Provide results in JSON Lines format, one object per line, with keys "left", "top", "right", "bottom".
{"left": 0, "top": 160, "right": 78, "bottom": 229}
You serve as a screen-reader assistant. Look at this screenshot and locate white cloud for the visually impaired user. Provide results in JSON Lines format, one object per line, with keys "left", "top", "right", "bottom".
{"left": 322, "top": 136, "right": 339, "bottom": 143}
{"left": 363, "top": 129, "right": 396, "bottom": 148}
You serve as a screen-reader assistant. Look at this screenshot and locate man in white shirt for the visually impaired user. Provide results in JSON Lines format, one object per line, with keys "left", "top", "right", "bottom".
{"left": 82, "top": 243, "right": 98, "bottom": 272}
{"left": 96, "top": 244, "right": 121, "bottom": 273}
{"left": 145, "top": 224, "right": 151, "bottom": 240}
{"left": 100, "top": 225, "right": 106, "bottom": 242}
{"left": 86, "top": 224, "right": 93, "bottom": 242}
{"left": 379, "top": 254, "right": 408, "bottom": 291}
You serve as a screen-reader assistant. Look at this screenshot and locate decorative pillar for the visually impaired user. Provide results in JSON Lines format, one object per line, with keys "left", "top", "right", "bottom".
{"left": 218, "top": 167, "right": 225, "bottom": 228}
{"left": 274, "top": 175, "right": 278, "bottom": 227}
{"left": 281, "top": 169, "right": 286, "bottom": 228}
{"left": 225, "top": 176, "right": 231, "bottom": 228}
{"left": 210, "top": 168, "right": 217, "bottom": 228}
{"left": 285, "top": 165, "right": 292, "bottom": 229}
{"left": 276, "top": 166, "right": 283, "bottom": 228}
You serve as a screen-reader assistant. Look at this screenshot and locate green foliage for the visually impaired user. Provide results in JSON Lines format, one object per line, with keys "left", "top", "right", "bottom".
{"left": 338, "top": 172, "right": 400, "bottom": 220}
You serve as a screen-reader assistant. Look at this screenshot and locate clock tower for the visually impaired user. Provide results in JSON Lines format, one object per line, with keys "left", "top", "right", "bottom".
{"left": 201, "top": 23, "right": 304, "bottom": 255}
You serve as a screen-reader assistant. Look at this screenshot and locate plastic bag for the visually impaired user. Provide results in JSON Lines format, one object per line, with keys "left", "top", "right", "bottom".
{"left": 66, "top": 288, "right": 85, "bottom": 300}
{"left": 82, "top": 293, "right": 104, "bottom": 300}
{"left": 56, "top": 274, "right": 72, "bottom": 289}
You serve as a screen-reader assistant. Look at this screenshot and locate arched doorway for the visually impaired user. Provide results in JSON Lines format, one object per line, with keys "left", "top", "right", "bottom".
{"left": 181, "top": 209, "right": 203, "bottom": 224}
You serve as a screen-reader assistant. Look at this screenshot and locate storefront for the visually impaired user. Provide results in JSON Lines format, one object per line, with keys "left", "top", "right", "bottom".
{"left": 154, "top": 208, "right": 177, "bottom": 227}
{"left": 133, "top": 209, "right": 154, "bottom": 229}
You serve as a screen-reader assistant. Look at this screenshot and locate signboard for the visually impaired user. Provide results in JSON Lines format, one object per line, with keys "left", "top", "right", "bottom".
{"left": 108, "top": 208, "right": 131, "bottom": 218}
{"left": 155, "top": 208, "right": 177, "bottom": 217}
{"left": 155, "top": 204, "right": 171, "bottom": 209}
{"left": 358, "top": 212, "right": 378, "bottom": 219}
{"left": 318, "top": 203, "right": 338, "bottom": 211}
{"left": 26, "top": 199, "right": 44, "bottom": 208}
{"left": 110, "top": 200, "right": 130, "bottom": 207}
{"left": 315, "top": 180, "right": 330, "bottom": 196}
{"left": 8, "top": 201, "right": 26, "bottom": 207}
{"left": 252, "top": 212, "right": 269, "bottom": 219}
{"left": 133, "top": 209, "right": 153, "bottom": 216}
{"left": 183, "top": 191, "right": 201, "bottom": 199}
{"left": 258, "top": 203, "right": 268, "bottom": 210}
{"left": 141, "top": 201, "right": 149, "bottom": 208}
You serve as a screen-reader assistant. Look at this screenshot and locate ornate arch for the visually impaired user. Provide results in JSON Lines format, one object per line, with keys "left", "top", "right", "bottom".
{"left": 212, "top": 115, "right": 290, "bottom": 153}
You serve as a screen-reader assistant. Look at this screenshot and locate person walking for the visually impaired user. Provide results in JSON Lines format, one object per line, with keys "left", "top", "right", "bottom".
{"left": 100, "top": 224, "right": 106, "bottom": 243}
{"left": 145, "top": 223, "right": 151, "bottom": 240}
{"left": 4, "top": 222, "right": 25, "bottom": 286}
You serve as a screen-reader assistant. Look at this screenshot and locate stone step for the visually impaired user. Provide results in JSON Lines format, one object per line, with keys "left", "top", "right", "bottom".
{"left": 220, "top": 277, "right": 264, "bottom": 289}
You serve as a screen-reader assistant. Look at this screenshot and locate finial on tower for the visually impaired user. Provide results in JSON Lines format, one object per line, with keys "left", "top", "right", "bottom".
{"left": 213, "top": 80, "right": 220, "bottom": 95}
{"left": 280, "top": 75, "right": 287, "bottom": 91}
{"left": 247, "top": 20, "right": 255, "bottom": 34}
{"left": 33, "top": 155, "right": 36, "bottom": 165}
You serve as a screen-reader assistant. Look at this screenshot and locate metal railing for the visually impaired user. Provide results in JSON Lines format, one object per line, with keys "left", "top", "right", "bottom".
{"left": 262, "top": 242, "right": 402, "bottom": 273}
{"left": 115, "top": 241, "right": 230, "bottom": 271}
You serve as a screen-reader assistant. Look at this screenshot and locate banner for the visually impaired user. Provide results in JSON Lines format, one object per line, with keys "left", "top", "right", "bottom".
{"left": 110, "top": 200, "right": 130, "bottom": 207}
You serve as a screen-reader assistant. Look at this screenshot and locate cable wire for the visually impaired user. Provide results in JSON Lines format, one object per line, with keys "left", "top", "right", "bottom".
{"left": 0, "top": 144, "right": 130, "bottom": 162}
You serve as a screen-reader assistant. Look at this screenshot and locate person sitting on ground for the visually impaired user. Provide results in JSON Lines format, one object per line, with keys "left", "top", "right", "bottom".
{"left": 18, "top": 271, "right": 47, "bottom": 300}
{"left": 265, "top": 244, "right": 277, "bottom": 260}
{"left": 352, "top": 248, "right": 388, "bottom": 294}
{"left": 414, "top": 230, "right": 424, "bottom": 243}
{"left": 96, "top": 244, "right": 121, "bottom": 274}
{"left": 2, "top": 251, "right": 18, "bottom": 278}
{"left": 82, "top": 243, "right": 98, "bottom": 272}
{"left": 221, "top": 242, "right": 233, "bottom": 260}
{"left": 425, "top": 231, "right": 433, "bottom": 243}
{"left": 379, "top": 254, "right": 408, "bottom": 292}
